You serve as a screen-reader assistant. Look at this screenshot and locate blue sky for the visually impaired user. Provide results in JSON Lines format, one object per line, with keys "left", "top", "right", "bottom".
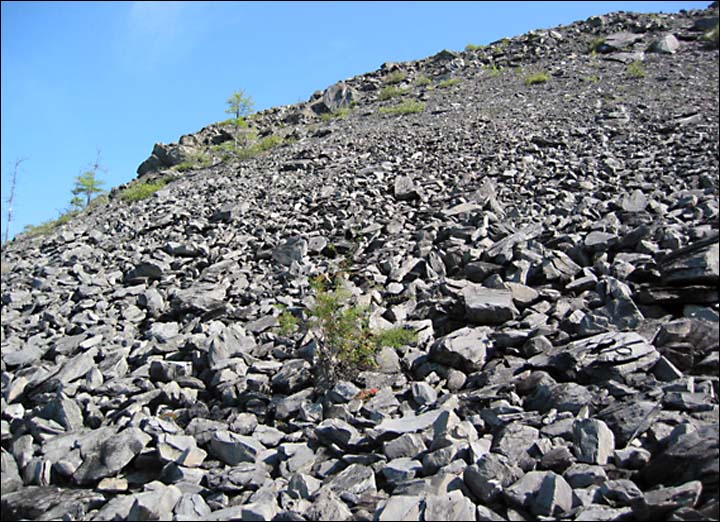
{"left": 1, "top": 1, "right": 710, "bottom": 241}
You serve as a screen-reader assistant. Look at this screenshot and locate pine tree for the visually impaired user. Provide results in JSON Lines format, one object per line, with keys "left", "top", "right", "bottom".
{"left": 225, "top": 89, "right": 255, "bottom": 120}
{"left": 71, "top": 150, "right": 106, "bottom": 208}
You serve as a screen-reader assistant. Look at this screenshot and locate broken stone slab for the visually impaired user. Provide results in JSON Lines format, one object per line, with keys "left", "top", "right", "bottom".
{"left": 310, "top": 82, "right": 359, "bottom": 115}
{"left": 648, "top": 34, "right": 680, "bottom": 54}
{"left": 394, "top": 176, "right": 421, "bottom": 201}
{"left": 171, "top": 280, "right": 230, "bottom": 313}
{"left": 209, "top": 430, "right": 267, "bottom": 466}
{"left": 423, "top": 490, "right": 476, "bottom": 521}
{"left": 127, "top": 482, "right": 183, "bottom": 521}
{"left": 315, "top": 418, "right": 362, "bottom": 449}
{"left": 463, "top": 284, "right": 519, "bottom": 325}
{"left": 503, "top": 470, "right": 573, "bottom": 517}
{"left": 463, "top": 453, "right": 523, "bottom": 503}
{"left": 429, "top": 326, "right": 494, "bottom": 372}
{"left": 639, "top": 423, "right": 719, "bottom": 491}
{"left": 659, "top": 238, "right": 719, "bottom": 286}
{"left": 529, "top": 331, "right": 660, "bottom": 381}
{"left": 324, "top": 463, "right": 377, "bottom": 497}
{"left": 306, "top": 488, "right": 353, "bottom": 521}
{"left": 375, "top": 494, "right": 423, "bottom": 521}
{"left": 371, "top": 408, "right": 445, "bottom": 438}
{"left": 598, "top": 400, "right": 661, "bottom": 448}
{"left": 273, "top": 236, "right": 308, "bottom": 267}
{"left": 631, "top": 480, "right": 703, "bottom": 521}
{"left": 73, "top": 427, "right": 152, "bottom": 485}
{"left": 1, "top": 486, "right": 106, "bottom": 521}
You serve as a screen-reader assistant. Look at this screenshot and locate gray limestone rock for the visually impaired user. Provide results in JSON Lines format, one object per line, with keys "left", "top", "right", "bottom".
{"left": 464, "top": 453, "right": 523, "bottom": 503}
{"left": 209, "top": 430, "right": 267, "bottom": 465}
{"left": 73, "top": 427, "right": 152, "bottom": 485}
{"left": 463, "top": 285, "right": 519, "bottom": 325}
{"left": 573, "top": 418, "right": 615, "bottom": 465}
{"left": 424, "top": 490, "right": 476, "bottom": 521}
{"left": 1, "top": 486, "right": 106, "bottom": 521}
{"left": 375, "top": 494, "right": 423, "bottom": 521}
{"left": 429, "top": 326, "right": 494, "bottom": 372}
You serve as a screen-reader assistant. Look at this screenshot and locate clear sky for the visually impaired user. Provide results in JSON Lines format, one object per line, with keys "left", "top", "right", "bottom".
{"left": 1, "top": 1, "right": 710, "bottom": 241}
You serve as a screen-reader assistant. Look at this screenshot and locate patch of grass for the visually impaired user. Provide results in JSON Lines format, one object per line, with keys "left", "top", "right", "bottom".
{"left": 465, "top": 43, "right": 485, "bottom": 52}
{"left": 384, "top": 70, "right": 407, "bottom": 84}
{"left": 626, "top": 60, "right": 646, "bottom": 78}
{"left": 484, "top": 63, "right": 503, "bottom": 77}
{"left": 22, "top": 210, "right": 79, "bottom": 237}
{"left": 218, "top": 117, "right": 250, "bottom": 129}
{"left": 119, "top": 175, "right": 174, "bottom": 203}
{"left": 415, "top": 75, "right": 432, "bottom": 87}
{"left": 374, "top": 327, "right": 417, "bottom": 349}
{"left": 379, "top": 100, "right": 426, "bottom": 115}
{"left": 378, "top": 85, "right": 410, "bottom": 100}
{"left": 321, "top": 107, "right": 352, "bottom": 121}
{"left": 583, "top": 74, "right": 601, "bottom": 83}
{"left": 524, "top": 71, "right": 550, "bottom": 85}
{"left": 437, "top": 77, "right": 462, "bottom": 88}
{"left": 174, "top": 151, "right": 212, "bottom": 172}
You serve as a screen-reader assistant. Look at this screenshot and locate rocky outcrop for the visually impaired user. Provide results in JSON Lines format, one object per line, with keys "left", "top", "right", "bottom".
{"left": 2, "top": 4, "right": 718, "bottom": 521}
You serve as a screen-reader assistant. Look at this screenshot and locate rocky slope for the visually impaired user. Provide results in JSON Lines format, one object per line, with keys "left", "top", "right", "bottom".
{"left": 1, "top": 5, "right": 719, "bottom": 521}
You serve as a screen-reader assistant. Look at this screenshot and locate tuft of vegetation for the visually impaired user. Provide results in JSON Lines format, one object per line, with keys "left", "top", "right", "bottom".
{"left": 415, "top": 75, "right": 432, "bottom": 87}
{"left": 379, "top": 100, "right": 426, "bottom": 115}
{"left": 588, "top": 37, "right": 607, "bottom": 54}
{"left": 119, "top": 175, "right": 174, "bottom": 203}
{"left": 276, "top": 306, "right": 300, "bottom": 336}
{"left": 384, "top": 70, "right": 408, "bottom": 84}
{"left": 485, "top": 63, "right": 503, "bottom": 77}
{"left": 465, "top": 43, "right": 485, "bottom": 52}
{"left": 524, "top": 71, "right": 550, "bottom": 85}
{"left": 306, "top": 275, "right": 417, "bottom": 387}
{"left": 626, "top": 60, "right": 646, "bottom": 78}
{"left": 378, "top": 85, "right": 410, "bottom": 101}
{"left": 437, "top": 77, "right": 462, "bottom": 88}
{"left": 584, "top": 74, "right": 601, "bottom": 83}
{"left": 702, "top": 23, "right": 719, "bottom": 48}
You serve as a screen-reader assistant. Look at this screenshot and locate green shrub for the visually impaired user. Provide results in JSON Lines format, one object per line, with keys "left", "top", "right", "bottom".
{"left": 524, "top": 71, "right": 550, "bottom": 85}
{"left": 415, "top": 75, "right": 432, "bottom": 87}
{"left": 384, "top": 70, "right": 407, "bottom": 84}
{"left": 584, "top": 74, "right": 600, "bottom": 83}
{"left": 588, "top": 37, "right": 606, "bottom": 54}
{"left": 307, "top": 275, "right": 417, "bottom": 387}
{"left": 378, "top": 85, "right": 409, "bottom": 100}
{"left": 465, "top": 43, "right": 484, "bottom": 52}
{"left": 626, "top": 61, "right": 646, "bottom": 78}
{"left": 276, "top": 308, "right": 300, "bottom": 336}
{"left": 702, "top": 23, "right": 719, "bottom": 48}
{"left": 437, "top": 77, "right": 462, "bottom": 88}
{"left": 379, "top": 100, "right": 426, "bottom": 115}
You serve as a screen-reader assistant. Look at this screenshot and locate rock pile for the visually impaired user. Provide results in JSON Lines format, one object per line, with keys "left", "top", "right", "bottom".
{"left": 2, "top": 4, "right": 718, "bottom": 521}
